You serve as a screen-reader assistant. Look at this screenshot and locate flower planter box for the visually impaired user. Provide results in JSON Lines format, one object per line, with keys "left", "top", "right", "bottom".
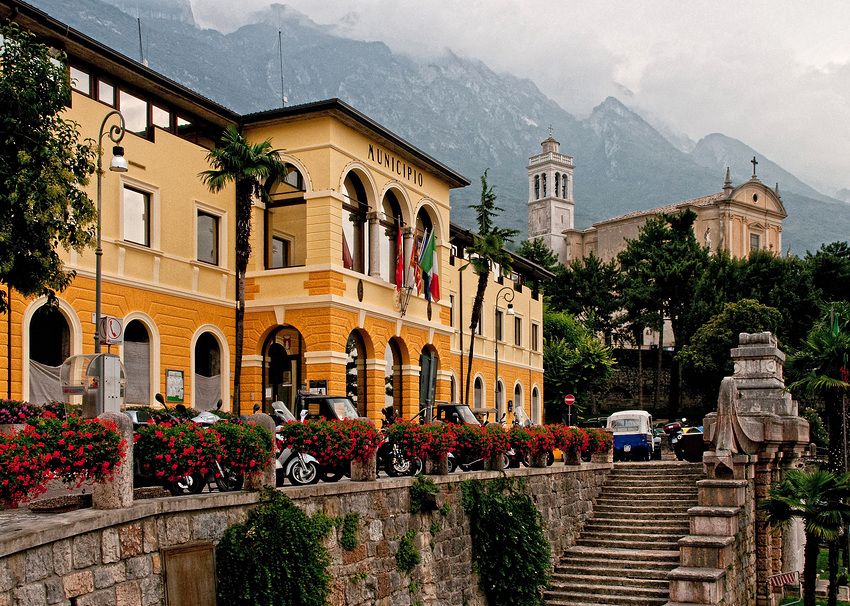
{"left": 563, "top": 449, "right": 581, "bottom": 465}
{"left": 0, "top": 424, "right": 24, "bottom": 436}
{"left": 350, "top": 452, "right": 376, "bottom": 482}
{"left": 591, "top": 450, "right": 614, "bottom": 464}
{"left": 425, "top": 453, "right": 449, "bottom": 475}
{"left": 527, "top": 451, "right": 549, "bottom": 468}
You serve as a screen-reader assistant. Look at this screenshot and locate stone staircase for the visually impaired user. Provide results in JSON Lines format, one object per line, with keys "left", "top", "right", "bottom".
{"left": 546, "top": 461, "right": 704, "bottom": 606}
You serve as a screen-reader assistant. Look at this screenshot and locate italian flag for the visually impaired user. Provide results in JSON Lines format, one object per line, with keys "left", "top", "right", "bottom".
{"left": 419, "top": 232, "right": 439, "bottom": 302}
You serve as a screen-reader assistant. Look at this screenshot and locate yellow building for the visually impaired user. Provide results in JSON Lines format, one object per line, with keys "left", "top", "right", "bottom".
{"left": 1, "top": 0, "right": 549, "bottom": 424}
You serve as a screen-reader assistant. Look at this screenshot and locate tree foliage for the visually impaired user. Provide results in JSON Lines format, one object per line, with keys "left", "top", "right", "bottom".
{"left": 463, "top": 170, "right": 518, "bottom": 406}
{"left": 760, "top": 469, "right": 850, "bottom": 606}
{"left": 677, "top": 299, "right": 782, "bottom": 410}
{"left": 200, "top": 126, "right": 286, "bottom": 410}
{"left": 542, "top": 307, "right": 616, "bottom": 423}
{"left": 0, "top": 23, "right": 97, "bottom": 312}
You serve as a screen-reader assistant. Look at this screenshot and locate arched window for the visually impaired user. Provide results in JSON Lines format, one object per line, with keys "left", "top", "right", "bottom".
{"left": 419, "top": 347, "right": 438, "bottom": 413}
{"left": 385, "top": 340, "right": 403, "bottom": 418}
{"left": 380, "top": 191, "right": 403, "bottom": 284}
{"left": 474, "top": 376, "right": 483, "bottom": 409}
{"left": 347, "top": 331, "right": 367, "bottom": 415}
{"left": 28, "top": 305, "right": 70, "bottom": 403}
{"left": 124, "top": 320, "right": 151, "bottom": 405}
{"left": 514, "top": 383, "right": 522, "bottom": 412}
{"left": 341, "top": 172, "right": 369, "bottom": 274}
{"left": 542, "top": 173, "right": 547, "bottom": 197}
{"left": 194, "top": 332, "right": 221, "bottom": 410}
{"left": 531, "top": 387, "right": 540, "bottom": 424}
{"left": 554, "top": 173, "right": 560, "bottom": 198}
{"left": 534, "top": 175, "right": 540, "bottom": 200}
{"left": 495, "top": 380, "right": 504, "bottom": 420}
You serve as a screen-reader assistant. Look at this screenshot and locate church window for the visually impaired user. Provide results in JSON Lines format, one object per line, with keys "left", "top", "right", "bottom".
{"left": 554, "top": 173, "right": 560, "bottom": 197}
{"left": 534, "top": 175, "right": 540, "bottom": 199}
{"left": 750, "top": 233, "right": 760, "bottom": 252}
{"left": 542, "top": 174, "right": 547, "bottom": 197}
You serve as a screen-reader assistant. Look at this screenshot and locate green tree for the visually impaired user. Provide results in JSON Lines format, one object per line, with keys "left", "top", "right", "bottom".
{"left": 200, "top": 126, "right": 286, "bottom": 412}
{"left": 516, "top": 237, "right": 559, "bottom": 273}
{"left": 617, "top": 209, "right": 709, "bottom": 413}
{"left": 550, "top": 252, "right": 623, "bottom": 346}
{"left": 543, "top": 307, "right": 616, "bottom": 423}
{"left": 0, "top": 23, "right": 98, "bottom": 313}
{"left": 761, "top": 468, "right": 850, "bottom": 606}
{"left": 462, "top": 171, "right": 518, "bottom": 406}
{"left": 677, "top": 299, "right": 782, "bottom": 413}
{"left": 806, "top": 242, "right": 850, "bottom": 306}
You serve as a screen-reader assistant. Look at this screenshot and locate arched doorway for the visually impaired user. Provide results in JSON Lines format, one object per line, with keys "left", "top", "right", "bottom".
{"left": 194, "top": 332, "right": 221, "bottom": 410}
{"left": 263, "top": 326, "right": 303, "bottom": 414}
{"left": 124, "top": 320, "right": 151, "bottom": 406}
{"left": 346, "top": 331, "right": 367, "bottom": 416}
{"left": 28, "top": 304, "right": 69, "bottom": 403}
{"left": 385, "top": 339, "right": 403, "bottom": 418}
{"left": 418, "top": 346, "right": 437, "bottom": 415}
{"left": 532, "top": 387, "right": 541, "bottom": 424}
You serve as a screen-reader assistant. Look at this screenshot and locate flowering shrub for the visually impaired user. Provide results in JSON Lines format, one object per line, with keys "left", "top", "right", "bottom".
{"left": 453, "top": 424, "right": 484, "bottom": 459}
{"left": 510, "top": 425, "right": 554, "bottom": 458}
{"left": 0, "top": 415, "right": 125, "bottom": 507}
{"left": 583, "top": 427, "right": 613, "bottom": 455}
{"left": 215, "top": 421, "right": 273, "bottom": 475}
{"left": 479, "top": 424, "right": 509, "bottom": 459}
{"left": 551, "top": 425, "right": 589, "bottom": 455}
{"left": 0, "top": 400, "right": 72, "bottom": 424}
{"left": 135, "top": 423, "right": 222, "bottom": 481}
{"left": 345, "top": 419, "right": 381, "bottom": 463}
{"left": 386, "top": 420, "right": 429, "bottom": 460}
{"left": 421, "top": 423, "right": 457, "bottom": 459}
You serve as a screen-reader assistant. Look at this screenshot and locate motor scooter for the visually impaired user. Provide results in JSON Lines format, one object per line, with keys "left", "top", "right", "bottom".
{"left": 187, "top": 400, "right": 245, "bottom": 492}
{"left": 271, "top": 401, "right": 321, "bottom": 486}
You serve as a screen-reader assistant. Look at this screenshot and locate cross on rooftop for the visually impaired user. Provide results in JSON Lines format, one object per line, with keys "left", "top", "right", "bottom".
{"left": 751, "top": 156, "right": 758, "bottom": 177}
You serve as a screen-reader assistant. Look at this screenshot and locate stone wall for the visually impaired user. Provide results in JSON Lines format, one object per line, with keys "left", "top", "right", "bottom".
{"left": 0, "top": 464, "right": 610, "bottom": 606}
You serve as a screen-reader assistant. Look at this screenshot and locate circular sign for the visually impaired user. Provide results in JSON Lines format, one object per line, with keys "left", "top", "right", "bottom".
{"left": 98, "top": 316, "right": 124, "bottom": 345}
{"left": 564, "top": 394, "right": 575, "bottom": 406}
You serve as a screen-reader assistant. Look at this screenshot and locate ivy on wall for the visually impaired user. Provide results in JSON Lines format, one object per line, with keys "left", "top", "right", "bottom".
{"left": 461, "top": 477, "right": 551, "bottom": 606}
{"left": 216, "top": 489, "right": 332, "bottom": 606}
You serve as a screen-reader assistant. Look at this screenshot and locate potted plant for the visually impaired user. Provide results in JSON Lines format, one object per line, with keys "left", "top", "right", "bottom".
{"left": 552, "top": 425, "right": 589, "bottom": 465}
{"left": 584, "top": 427, "right": 614, "bottom": 463}
{"left": 386, "top": 419, "right": 429, "bottom": 463}
{"left": 421, "top": 423, "right": 457, "bottom": 475}
{"left": 512, "top": 425, "right": 553, "bottom": 468}
{"left": 345, "top": 419, "right": 381, "bottom": 481}
{"left": 480, "top": 424, "right": 509, "bottom": 470}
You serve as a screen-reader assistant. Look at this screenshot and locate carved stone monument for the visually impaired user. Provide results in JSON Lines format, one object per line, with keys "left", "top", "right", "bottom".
{"left": 665, "top": 332, "right": 808, "bottom": 606}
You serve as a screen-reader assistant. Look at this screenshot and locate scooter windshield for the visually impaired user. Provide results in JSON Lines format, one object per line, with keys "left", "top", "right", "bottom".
{"left": 329, "top": 398, "right": 359, "bottom": 419}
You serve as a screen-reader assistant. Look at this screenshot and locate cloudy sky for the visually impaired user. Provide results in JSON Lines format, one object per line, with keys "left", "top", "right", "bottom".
{"left": 190, "top": 0, "right": 850, "bottom": 196}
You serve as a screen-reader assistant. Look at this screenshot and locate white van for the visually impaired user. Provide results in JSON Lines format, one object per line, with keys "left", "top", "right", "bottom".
{"left": 607, "top": 410, "right": 654, "bottom": 461}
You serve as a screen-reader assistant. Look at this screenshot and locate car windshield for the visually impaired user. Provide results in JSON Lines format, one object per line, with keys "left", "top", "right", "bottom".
{"left": 454, "top": 406, "right": 480, "bottom": 425}
{"left": 329, "top": 398, "right": 359, "bottom": 419}
{"left": 610, "top": 418, "right": 641, "bottom": 433}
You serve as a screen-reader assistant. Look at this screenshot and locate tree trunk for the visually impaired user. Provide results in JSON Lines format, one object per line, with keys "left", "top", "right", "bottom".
{"left": 804, "top": 530, "right": 819, "bottom": 606}
{"left": 233, "top": 179, "right": 253, "bottom": 416}
{"left": 233, "top": 267, "right": 245, "bottom": 415}
{"left": 828, "top": 539, "right": 839, "bottom": 606}
{"left": 655, "top": 319, "right": 664, "bottom": 411}
{"left": 464, "top": 269, "right": 490, "bottom": 407}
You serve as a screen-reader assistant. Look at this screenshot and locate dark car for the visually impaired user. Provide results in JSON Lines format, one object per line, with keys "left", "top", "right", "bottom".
{"left": 296, "top": 393, "right": 361, "bottom": 421}
{"left": 579, "top": 417, "right": 607, "bottom": 429}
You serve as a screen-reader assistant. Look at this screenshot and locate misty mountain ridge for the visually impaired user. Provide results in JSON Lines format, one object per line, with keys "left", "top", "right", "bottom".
{"left": 27, "top": 0, "right": 850, "bottom": 256}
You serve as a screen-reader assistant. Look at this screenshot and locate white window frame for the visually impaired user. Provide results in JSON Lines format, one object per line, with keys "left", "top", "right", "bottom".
{"left": 195, "top": 201, "right": 227, "bottom": 268}
{"left": 120, "top": 176, "right": 161, "bottom": 250}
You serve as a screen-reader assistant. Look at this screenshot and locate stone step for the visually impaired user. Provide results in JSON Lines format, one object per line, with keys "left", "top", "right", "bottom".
{"left": 593, "top": 504, "right": 694, "bottom": 515}
{"left": 552, "top": 572, "right": 669, "bottom": 590}
{"left": 582, "top": 521, "right": 689, "bottom": 533}
{"left": 581, "top": 528, "right": 687, "bottom": 542}
{"left": 590, "top": 512, "right": 690, "bottom": 523}
{"left": 577, "top": 537, "right": 680, "bottom": 551}
{"left": 545, "top": 584, "right": 669, "bottom": 606}
{"left": 595, "top": 496, "right": 697, "bottom": 505}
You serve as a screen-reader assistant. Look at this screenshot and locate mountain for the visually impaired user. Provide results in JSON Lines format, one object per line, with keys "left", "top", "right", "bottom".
{"left": 25, "top": 0, "right": 850, "bottom": 256}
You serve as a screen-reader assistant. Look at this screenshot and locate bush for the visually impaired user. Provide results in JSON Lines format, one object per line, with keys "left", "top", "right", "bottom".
{"left": 583, "top": 428, "right": 613, "bottom": 455}
{"left": 453, "top": 424, "right": 484, "bottom": 459}
{"left": 0, "top": 400, "right": 72, "bottom": 423}
{"left": 510, "top": 425, "right": 554, "bottom": 457}
{"left": 551, "top": 425, "right": 588, "bottom": 455}
{"left": 134, "top": 423, "right": 222, "bottom": 481}
{"left": 214, "top": 421, "right": 273, "bottom": 475}
{"left": 277, "top": 419, "right": 380, "bottom": 465}
{"left": 479, "top": 424, "right": 509, "bottom": 459}
{"left": 386, "top": 420, "right": 429, "bottom": 460}
{"left": 216, "top": 489, "right": 332, "bottom": 606}
{"left": 0, "top": 414, "right": 125, "bottom": 506}
{"left": 421, "top": 423, "right": 457, "bottom": 458}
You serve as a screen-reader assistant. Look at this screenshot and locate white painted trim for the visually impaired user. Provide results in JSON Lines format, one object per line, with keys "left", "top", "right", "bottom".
{"left": 21, "top": 297, "right": 84, "bottom": 402}
{"left": 120, "top": 311, "right": 161, "bottom": 405}
{"left": 189, "top": 324, "right": 231, "bottom": 412}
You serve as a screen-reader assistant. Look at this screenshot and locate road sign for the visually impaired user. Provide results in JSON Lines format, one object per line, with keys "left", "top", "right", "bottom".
{"left": 564, "top": 394, "right": 575, "bottom": 406}
{"left": 98, "top": 316, "right": 124, "bottom": 346}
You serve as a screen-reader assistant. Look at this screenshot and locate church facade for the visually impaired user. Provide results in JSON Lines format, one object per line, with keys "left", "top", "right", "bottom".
{"left": 527, "top": 138, "right": 787, "bottom": 265}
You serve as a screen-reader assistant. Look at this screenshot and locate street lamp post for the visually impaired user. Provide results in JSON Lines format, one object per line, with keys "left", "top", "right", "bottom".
{"left": 95, "top": 110, "right": 128, "bottom": 353}
{"left": 494, "top": 286, "right": 515, "bottom": 422}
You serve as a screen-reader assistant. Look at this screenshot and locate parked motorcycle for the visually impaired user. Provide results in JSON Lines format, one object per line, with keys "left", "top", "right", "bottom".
{"left": 271, "top": 401, "right": 321, "bottom": 486}
{"left": 187, "top": 400, "right": 245, "bottom": 493}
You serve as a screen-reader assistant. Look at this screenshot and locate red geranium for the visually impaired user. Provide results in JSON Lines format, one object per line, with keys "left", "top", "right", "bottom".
{"left": 386, "top": 420, "right": 429, "bottom": 460}
{"left": 421, "top": 423, "right": 457, "bottom": 458}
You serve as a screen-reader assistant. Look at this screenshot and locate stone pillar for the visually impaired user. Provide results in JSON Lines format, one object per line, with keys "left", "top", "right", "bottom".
{"left": 401, "top": 364, "right": 421, "bottom": 419}
{"left": 365, "top": 358, "right": 387, "bottom": 424}
{"left": 368, "top": 211, "right": 381, "bottom": 278}
{"left": 244, "top": 413, "right": 276, "bottom": 490}
{"left": 93, "top": 412, "right": 133, "bottom": 509}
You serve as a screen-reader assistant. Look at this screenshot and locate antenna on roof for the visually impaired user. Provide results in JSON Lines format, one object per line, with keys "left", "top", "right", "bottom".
{"left": 137, "top": 6, "right": 147, "bottom": 66}
{"left": 278, "top": 29, "right": 287, "bottom": 107}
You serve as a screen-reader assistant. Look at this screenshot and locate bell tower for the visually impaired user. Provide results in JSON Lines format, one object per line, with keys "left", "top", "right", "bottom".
{"left": 526, "top": 134, "right": 575, "bottom": 264}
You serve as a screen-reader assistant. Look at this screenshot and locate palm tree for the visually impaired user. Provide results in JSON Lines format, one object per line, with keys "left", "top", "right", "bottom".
{"left": 463, "top": 171, "right": 517, "bottom": 407}
{"left": 760, "top": 468, "right": 850, "bottom": 606}
{"left": 200, "top": 126, "right": 286, "bottom": 413}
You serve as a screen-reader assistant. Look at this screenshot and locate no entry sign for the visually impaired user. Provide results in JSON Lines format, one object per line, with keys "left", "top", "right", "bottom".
{"left": 564, "top": 394, "right": 575, "bottom": 406}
